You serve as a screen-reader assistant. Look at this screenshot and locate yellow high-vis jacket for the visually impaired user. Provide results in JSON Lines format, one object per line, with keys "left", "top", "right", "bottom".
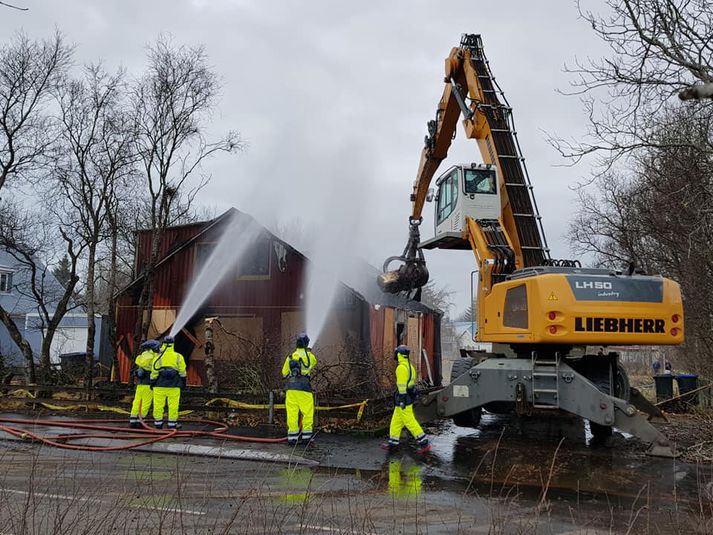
{"left": 134, "top": 350, "right": 156, "bottom": 385}
{"left": 395, "top": 353, "right": 417, "bottom": 406}
{"left": 282, "top": 348, "right": 317, "bottom": 392}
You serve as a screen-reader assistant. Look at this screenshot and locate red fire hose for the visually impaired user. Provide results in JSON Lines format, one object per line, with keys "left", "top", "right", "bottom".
{"left": 0, "top": 413, "right": 287, "bottom": 452}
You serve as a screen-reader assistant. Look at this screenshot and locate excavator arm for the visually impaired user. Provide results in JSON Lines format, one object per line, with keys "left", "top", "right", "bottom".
{"left": 379, "top": 34, "right": 553, "bottom": 298}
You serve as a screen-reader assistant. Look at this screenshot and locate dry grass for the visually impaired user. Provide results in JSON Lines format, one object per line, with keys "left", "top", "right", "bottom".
{"left": 2, "top": 440, "right": 709, "bottom": 534}
{"left": 657, "top": 412, "right": 713, "bottom": 463}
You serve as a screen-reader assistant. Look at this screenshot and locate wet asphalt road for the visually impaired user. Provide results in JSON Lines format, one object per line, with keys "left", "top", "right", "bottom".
{"left": 0, "top": 412, "right": 710, "bottom": 534}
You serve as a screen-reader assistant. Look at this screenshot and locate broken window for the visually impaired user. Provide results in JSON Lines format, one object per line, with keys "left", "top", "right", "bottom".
{"left": 237, "top": 239, "right": 271, "bottom": 279}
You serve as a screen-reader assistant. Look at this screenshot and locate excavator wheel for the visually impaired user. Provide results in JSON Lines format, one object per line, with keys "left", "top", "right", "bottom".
{"left": 450, "top": 357, "right": 482, "bottom": 428}
{"left": 570, "top": 354, "right": 630, "bottom": 444}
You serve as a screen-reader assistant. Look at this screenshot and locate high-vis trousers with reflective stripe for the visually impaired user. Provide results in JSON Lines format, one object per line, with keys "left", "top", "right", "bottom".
{"left": 388, "top": 405, "right": 427, "bottom": 446}
{"left": 153, "top": 387, "right": 181, "bottom": 427}
{"left": 129, "top": 384, "right": 153, "bottom": 424}
{"left": 285, "top": 390, "right": 314, "bottom": 443}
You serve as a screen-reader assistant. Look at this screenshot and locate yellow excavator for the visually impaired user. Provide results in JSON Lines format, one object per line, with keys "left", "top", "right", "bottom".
{"left": 379, "top": 34, "right": 683, "bottom": 457}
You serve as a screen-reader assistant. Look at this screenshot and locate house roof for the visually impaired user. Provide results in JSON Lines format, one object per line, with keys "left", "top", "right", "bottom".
{"left": 119, "top": 208, "right": 439, "bottom": 316}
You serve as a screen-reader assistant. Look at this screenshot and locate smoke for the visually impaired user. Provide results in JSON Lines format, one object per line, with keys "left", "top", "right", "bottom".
{"left": 303, "top": 166, "right": 367, "bottom": 345}
{"left": 236, "top": 127, "right": 373, "bottom": 346}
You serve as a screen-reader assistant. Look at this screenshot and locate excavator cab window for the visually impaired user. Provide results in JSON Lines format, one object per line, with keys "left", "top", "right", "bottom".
{"left": 436, "top": 169, "right": 459, "bottom": 223}
{"left": 464, "top": 168, "right": 496, "bottom": 195}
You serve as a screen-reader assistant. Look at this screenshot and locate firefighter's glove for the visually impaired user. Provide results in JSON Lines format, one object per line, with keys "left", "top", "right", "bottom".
{"left": 180, "top": 377, "right": 187, "bottom": 388}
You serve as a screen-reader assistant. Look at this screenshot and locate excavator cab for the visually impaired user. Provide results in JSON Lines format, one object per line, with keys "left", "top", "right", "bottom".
{"left": 378, "top": 163, "right": 501, "bottom": 295}
{"left": 417, "top": 163, "right": 501, "bottom": 252}
{"left": 434, "top": 163, "right": 500, "bottom": 236}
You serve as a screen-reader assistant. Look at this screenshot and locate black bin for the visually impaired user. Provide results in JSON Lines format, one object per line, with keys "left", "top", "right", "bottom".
{"left": 676, "top": 374, "right": 699, "bottom": 408}
{"left": 653, "top": 374, "right": 674, "bottom": 402}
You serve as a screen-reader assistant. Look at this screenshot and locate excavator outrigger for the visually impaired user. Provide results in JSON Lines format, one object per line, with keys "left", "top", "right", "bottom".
{"left": 379, "top": 34, "right": 683, "bottom": 457}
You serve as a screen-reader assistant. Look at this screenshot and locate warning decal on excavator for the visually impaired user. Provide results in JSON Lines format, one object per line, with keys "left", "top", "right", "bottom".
{"left": 453, "top": 385, "right": 470, "bottom": 398}
{"left": 547, "top": 293, "right": 558, "bottom": 301}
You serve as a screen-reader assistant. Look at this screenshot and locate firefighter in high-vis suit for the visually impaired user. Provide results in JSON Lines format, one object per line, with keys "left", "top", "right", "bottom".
{"left": 382, "top": 345, "right": 431, "bottom": 454}
{"left": 129, "top": 339, "right": 160, "bottom": 428}
{"left": 150, "top": 335, "right": 187, "bottom": 430}
{"left": 281, "top": 333, "right": 317, "bottom": 446}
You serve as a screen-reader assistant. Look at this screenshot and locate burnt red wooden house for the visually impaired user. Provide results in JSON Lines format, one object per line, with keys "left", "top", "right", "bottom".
{"left": 115, "top": 209, "right": 442, "bottom": 390}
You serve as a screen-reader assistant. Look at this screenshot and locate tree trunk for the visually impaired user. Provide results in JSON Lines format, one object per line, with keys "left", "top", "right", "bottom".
{"left": 204, "top": 322, "right": 217, "bottom": 392}
{"left": 39, "top": 332, "right": 53, "bottom": 383}
{"left": 0, "top": 304, "right": 35, "bottom": 382}
{"left": 84, "top": 241, "right": 97, "bottom": 390}
{"left": 107, "top": 222, "right": 120, "bottom": 383}
{"left": 38, "top": 273, "right": 79, "bottom": 382}
{"left": 134, "top": 227, "right": 161, "bottom": 349}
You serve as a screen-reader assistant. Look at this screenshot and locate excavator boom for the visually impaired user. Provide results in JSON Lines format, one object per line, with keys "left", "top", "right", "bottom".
{"left": 379, "top": 34, "right": 553, "bottom": 297}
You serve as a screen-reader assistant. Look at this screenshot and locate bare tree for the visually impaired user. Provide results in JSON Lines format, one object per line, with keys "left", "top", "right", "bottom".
{"left": 570, "top": 105, "right": 713, "bottom": 373}
{"left": 0, "top": 32, "right": 72, "bottom": 380}
{"left": 457, "top": 303, "right": 476, "bottom": 323}
{"left": 0, "top": 31, "right": 71, "bottom": 192}
{"left": 94, "top": 172, "right": 142, "bottom": 383}
{"left": 419, "top": 281, "right": 454, "bottom": 317}
{"left": 0, "top": 202, "right": 83, "bottom": 382}
{"left": 131, "top": 36, "right": 242, "bottom": 346}
{"left": 53, "top": 63, "right": 136, "bottom": 387}
{"left": 553, "top": 1, "right": 713, "bottom": 373}
{"left": 552, "top": 0, "right": 713, "bottom": 169}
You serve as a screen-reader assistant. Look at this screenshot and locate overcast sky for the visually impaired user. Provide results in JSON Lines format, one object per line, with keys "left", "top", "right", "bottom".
{"left": 1, "top": 0, "right": 610, "bottom": 316}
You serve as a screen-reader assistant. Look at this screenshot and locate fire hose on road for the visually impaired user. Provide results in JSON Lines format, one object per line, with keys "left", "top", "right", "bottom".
{"left": 0, "top": 413, "right": 287, "bottom": 452}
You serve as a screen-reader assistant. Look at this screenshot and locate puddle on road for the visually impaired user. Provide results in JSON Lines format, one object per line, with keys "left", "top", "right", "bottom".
{"left": 413, "top": 415, "right": 711, "bottom": 512}
{"left": 308, "top": 413, "right": 710, "bottom": 516}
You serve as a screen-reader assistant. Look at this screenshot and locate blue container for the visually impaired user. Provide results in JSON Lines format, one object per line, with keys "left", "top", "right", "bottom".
{"left": 676, "top": 374, "right": 699, "bottom": 408}
{"left": 653, "top": 374, "right": 674, "bottom": 402}
{"left": 676, "top": 374, "right": 699, "bottom": 393}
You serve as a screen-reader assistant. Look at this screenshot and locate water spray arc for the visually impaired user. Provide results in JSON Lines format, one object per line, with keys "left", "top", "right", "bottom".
{"left": 170, "top": 216, "right": 262, "bottom": 338}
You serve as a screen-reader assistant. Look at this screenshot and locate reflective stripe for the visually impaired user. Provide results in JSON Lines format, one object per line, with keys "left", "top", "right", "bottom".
{"left": 388, "top": 437, "right": 400, "bottom": 444}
